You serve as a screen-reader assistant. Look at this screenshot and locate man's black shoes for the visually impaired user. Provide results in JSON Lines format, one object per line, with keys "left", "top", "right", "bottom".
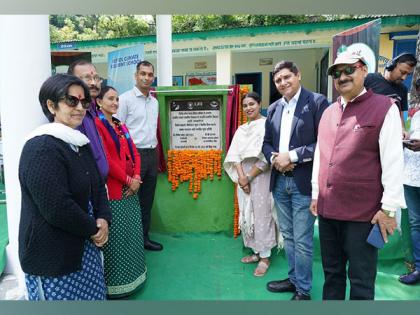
{"left": 290, "top": 292, "right": 311, "bottom": 300}
{"left": 399, "top": 270, "right": 420, "bottom": 285}
{"left": 144, "top": 239, "right": 163, "bottom": 251}
{"left": 266, "top": 278, "right": 296, "bottom": 293}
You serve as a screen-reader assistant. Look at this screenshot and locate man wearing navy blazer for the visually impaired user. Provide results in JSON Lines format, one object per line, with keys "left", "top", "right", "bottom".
{"left": 263, "top": 61, "right": 329, "bottom": 300}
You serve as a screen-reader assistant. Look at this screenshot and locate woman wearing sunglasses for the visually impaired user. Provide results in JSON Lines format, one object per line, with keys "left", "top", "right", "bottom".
{"left": 18, "top": 74, "right": 112, "bottom": 300}
{"left": 94, "top": 86, "right": 146, "bottom": 298}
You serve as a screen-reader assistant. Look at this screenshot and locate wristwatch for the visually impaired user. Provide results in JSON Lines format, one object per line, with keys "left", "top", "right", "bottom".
{"left": 382, "top": 209, "right": 396, "bottom": 218}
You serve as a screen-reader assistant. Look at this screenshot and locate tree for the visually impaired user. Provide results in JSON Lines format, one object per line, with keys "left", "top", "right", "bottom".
{"left": 49, "top": 18, "right": 79, "bottom": 42}
{"left": 96, "top": 15, "right": 150, "bottom": 39}
{"left": 49, "top": 15, "right": 153, "bottom": 42}
{"left": 171, "top": 15, "right": 327, "bottom": 33}
{"left": 49, "top": 14, "right": 376, "bottom": 43}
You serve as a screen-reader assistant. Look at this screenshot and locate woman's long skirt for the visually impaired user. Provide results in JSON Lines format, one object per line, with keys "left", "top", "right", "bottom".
{"left": 103, "top": 191, "right": 146, "bottom": 298}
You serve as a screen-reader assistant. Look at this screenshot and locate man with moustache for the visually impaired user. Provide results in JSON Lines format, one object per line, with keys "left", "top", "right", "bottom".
{"left": 117, "top": 60, "right": 163, "bottom": 251}
{"left": 310, "top": 50, "right": 406, "bottom": 300}
{"left": 263, "top": 60, "right": 328, "bottom": 300}
{"left": 67, "top": 60, "right": 108, "bottom": 180}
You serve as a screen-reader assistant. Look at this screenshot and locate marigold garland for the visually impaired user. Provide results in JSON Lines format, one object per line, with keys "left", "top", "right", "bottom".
{"left": 239, "top": 86, "right": 250, "bottom": 125}
{"left": 233, "top": 86, "right": 251, "bottom": 238}
{"left": 233, "top": 184, "right": 240, "bottom": 238}
{"left": 167, "top": 149, "right": 222, "bottom": 199}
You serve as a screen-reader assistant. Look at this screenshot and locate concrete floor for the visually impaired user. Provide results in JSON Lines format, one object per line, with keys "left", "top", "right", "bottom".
{"left": 0, "top": 273, "right": 25, "bottom": 300}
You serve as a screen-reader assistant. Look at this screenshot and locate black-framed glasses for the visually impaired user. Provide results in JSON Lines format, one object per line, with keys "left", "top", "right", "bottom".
{"left": 331, "top": 64, "right": 364, "bottom": 79}
{"left": 61, "top": 95, "right": 91, "bottom": 109}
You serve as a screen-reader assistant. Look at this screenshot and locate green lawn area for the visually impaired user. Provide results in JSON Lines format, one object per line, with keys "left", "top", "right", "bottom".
{"left": 129, "top": 228, "right": 420, "bottom": 300}
{"left": 1, "top": 180, "right": 419, "bottom": 300}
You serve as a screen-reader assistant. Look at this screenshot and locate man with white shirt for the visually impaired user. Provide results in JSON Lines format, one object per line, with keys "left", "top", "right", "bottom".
{"left": 310, "top": 50, "right": 406, "bottom": 300}
{"left": 263, "top": 61, "right": 329, "bottom": 300}
{"left": 117, "top": 60, "right": 163, "bottom": 251}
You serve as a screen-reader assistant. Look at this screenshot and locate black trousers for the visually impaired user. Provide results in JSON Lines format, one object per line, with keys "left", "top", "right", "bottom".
{"left": 137, "top": 148, "right": 158, "bottom": 241}
{"left": 318, "top": 215, "right": 378, "bottom": 300}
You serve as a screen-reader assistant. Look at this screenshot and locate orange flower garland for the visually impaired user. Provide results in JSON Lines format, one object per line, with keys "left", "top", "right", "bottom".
{"left": 233, "top": 184, "right": 240, "bottom": 238}
{"left": 239, "top": 86, "right": 250, "bottom": 124}
{"left": 233, "top": 85, "right": 251, "bottom": 238}
{"left": 167, "top": 149, "right": 222, "bottom": 199}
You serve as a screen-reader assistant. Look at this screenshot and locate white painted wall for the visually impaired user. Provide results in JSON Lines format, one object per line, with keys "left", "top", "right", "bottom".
{"left": 216, "top": 51, "right": 232, "bottom": 85}
{"left": 90, "top": 47, "right": 326, "bottom": 104}
{"left": 231, "top": 48, "right": 326, "bottom": 106}
{"left": 173, "top": 55, "right": 216, "bottom": 76}
{"left": 156, "top": 15, "right": 173, "bottom": 86}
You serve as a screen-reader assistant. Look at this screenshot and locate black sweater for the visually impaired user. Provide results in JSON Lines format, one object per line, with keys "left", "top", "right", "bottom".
{"left": 18, "top": 135, "right": 112, "bottom": 276}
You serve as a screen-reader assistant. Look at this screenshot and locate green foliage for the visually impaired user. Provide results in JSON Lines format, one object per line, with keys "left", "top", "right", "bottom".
{"left": 96, "top": 15, "right": 150, "bottom": 39}
{"left": 49, "top": 14, "right": 355, "bottom": 42}
{"left": 49, "top": 17, "right": 79, "bottom": 42}
{"left": 409, "top": 30, "right": 420, "bottom": 105}
{"left": 49, "top": 15, "right": 152, "bottom": 42}
{"left": 171, "top": 15, "right": 328, "bottom": 33}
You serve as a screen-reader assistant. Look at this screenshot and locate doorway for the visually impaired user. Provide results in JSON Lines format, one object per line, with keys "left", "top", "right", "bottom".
{"left": 235, "top": 72, "right": 262, "bottom": 98}
{"left": 269, "top": 72, "right": 282, "bottom": 105}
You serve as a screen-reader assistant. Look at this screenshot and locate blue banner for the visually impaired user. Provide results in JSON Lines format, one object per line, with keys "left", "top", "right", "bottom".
{"left": 107, "top": 44, "right": 144, "bottom": 94}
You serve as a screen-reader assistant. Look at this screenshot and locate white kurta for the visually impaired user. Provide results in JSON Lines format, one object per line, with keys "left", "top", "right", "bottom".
{"left": 404, "top": 110, "right": 420, "bottom": 187}
{"left": 224, "top": 117, "right": 278, "bottom": 253}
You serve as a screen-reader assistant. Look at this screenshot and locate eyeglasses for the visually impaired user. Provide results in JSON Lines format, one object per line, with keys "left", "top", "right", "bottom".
{"left": 331, "top": 64, "right": 364, "bottom": 79}
{"left": 60, "top": 95, "right": 91, "bottom": 109}
{"left": 80, "top": 75, "right": 102, "bottom": 83}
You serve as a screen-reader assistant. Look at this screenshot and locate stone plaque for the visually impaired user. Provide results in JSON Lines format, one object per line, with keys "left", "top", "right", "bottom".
{"left": 169, "top": 98, "right": 221, "bottom": 150}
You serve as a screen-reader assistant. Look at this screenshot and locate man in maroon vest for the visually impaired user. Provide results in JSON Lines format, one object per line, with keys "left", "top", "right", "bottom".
{"left": 310, "top": 50, "right": 406, "bottom": 300}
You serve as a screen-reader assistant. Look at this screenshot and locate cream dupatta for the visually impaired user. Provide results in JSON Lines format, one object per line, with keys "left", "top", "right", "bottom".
{"left": 224, "top": 118, "right": 274, "bottom": 239}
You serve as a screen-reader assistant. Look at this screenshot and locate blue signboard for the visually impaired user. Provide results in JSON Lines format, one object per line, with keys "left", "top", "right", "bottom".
{"left": 107, "top": 44, "right": 144, "bottom": 94}
{"left": 57, "top": 42, "right": 76, "bottom": 50}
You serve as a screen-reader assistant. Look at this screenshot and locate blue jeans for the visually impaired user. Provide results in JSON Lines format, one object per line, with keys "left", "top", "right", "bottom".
{"left": 272, "top": 176, "right": 315, "bottom": 295}
{"left": 404, "top": 185, "right": 420, "bottom": 271}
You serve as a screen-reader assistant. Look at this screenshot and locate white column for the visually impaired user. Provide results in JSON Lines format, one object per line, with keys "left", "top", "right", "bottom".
{"left": 0, "top": 15, "right": 51, "bottom": 295}
{"left": 216, "top": 51, "right": 232, "bottom": 85}
{"left": 156, "top": 15, "right": 172, "bottom": 86}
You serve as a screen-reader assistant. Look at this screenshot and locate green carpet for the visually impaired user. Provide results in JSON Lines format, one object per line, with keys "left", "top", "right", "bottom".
{"left": 129, "top": 229, "right": 420, "bottom": 300}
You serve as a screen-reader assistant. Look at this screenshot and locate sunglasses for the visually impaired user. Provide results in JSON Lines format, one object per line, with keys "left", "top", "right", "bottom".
{"left": 331, "top": 64, "right": 364, "bottom": 79}
{"left": 61, "top": 95, "right": 91, "bottom": 109}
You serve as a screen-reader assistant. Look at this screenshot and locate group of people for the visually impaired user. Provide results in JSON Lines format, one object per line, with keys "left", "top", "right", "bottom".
{"left": 224, "top": 50, "right": 419, "bottom": 300}
{"left": 17, "top": 48, "right": 419, "bottom": 300}
{"left": 18, "top": 60, "right": 162, "bottom": 300}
